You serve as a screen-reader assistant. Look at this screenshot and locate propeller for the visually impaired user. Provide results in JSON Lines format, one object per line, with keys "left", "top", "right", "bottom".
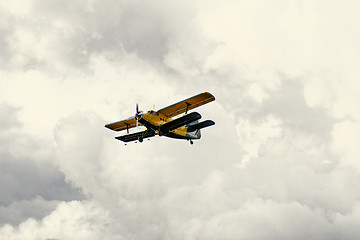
{"left": 135, "top": 103, "right": 141, "bottom": 127}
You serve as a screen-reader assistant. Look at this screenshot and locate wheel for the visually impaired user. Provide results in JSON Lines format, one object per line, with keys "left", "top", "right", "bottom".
{"left": 190, "top": 140, "right": 193, "bottom": 145}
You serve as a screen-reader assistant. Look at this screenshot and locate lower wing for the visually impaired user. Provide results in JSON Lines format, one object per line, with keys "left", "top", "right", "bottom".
{"left": 160, "top": 112, "right": 201, "bottom": 134}
{"left": 115, "top": 129, "right": 155, "bottom": 142}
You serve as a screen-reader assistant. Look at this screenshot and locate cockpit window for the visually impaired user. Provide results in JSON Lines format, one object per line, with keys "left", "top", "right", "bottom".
{"left": 148, "top": 110, "right": 158, "bottom": 115}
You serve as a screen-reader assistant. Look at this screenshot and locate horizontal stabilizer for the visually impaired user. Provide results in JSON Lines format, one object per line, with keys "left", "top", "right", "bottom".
{"left": 188, "top": 120, "right": 215, "bottom": 131}
{"left": 160, "top": 112, "right": 201, "bottom": 133}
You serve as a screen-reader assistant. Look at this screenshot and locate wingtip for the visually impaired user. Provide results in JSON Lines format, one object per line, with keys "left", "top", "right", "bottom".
{"left": 204, "top": 91, "right": 215, "bottom": 101}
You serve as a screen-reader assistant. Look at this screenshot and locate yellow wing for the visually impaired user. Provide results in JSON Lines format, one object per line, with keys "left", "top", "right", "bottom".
{"left": 158, "top": 92, "right": 215, "bottom": 118}
{"left": 105, "top": 117, "right": 137, "bottom": 132}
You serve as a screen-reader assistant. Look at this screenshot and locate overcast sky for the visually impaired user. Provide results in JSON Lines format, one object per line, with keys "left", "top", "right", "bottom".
{"left": 1, "top": 0, "right": 360, "bottom": 239}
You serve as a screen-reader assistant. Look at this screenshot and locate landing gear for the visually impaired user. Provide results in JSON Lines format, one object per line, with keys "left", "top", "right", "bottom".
{"left": 190, "top": 140, "right": 193, "bottom": 145}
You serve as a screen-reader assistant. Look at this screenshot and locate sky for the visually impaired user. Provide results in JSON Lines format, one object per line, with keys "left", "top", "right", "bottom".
{"left": 1, "top": 0, "right": 360, "bottom": 239}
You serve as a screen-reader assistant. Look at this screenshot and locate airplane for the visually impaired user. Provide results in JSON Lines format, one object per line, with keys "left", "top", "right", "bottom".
{"left": 105, "top": 92, "right": 215, "bottom": 145}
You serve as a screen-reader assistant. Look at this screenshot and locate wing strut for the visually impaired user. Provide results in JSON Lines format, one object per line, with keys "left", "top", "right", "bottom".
{"left": 185, "top": 102, "right": 191, "bottom": 114}
{"left": 125, "top": 123, "right": 130, "bottom": 134}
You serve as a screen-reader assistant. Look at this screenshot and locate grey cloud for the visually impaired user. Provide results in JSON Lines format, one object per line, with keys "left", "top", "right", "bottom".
{"left": 0, "top": 30, "right": 12, "bottom": 70}
{"left": 193, "top": 78, "right": 334, "bottom": 141}
{"left": 48, "top": 101, "right": 360, "bottom": 239}
{"left": 0, "top": 104, "right": 22, "bottom": 131}
{"left": 0, "top": 152, "right": 83, "bottom": 205}
{"left": 1, "top": 0, "right": 360, "bottom": 239}
{"left": 0, "top": 104, "right": 84, "bottom": 226}
{"left": 63, "top": 0, "right": 212, "bottom": 79}
{"left": 254, "top": 80, "right": 334, "bottom": 138}
{"left": 0, "top": 0, "right": 203, "bottom": 73}
{"left": 0, "top": 196, "right": 59, "bottom": 226}
{"left": 117, "top": 2, "right": 170, "bottom": 61}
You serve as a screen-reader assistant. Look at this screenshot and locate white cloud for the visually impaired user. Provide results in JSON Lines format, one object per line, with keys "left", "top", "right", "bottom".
{"left": 332, "top": 120, "right": 360, "bottom": 172}
{"left": 1, "top": 0, "right": 360, "bottom": 239}
{"left": 0, "top": 0, "right": 33, "bottom": 16}
{"left": 198, "top": 0, "right": 360, "bottom": 74}
{"left": 44, "top": 104, "right": 360, "bottom": 239}
{"left": 236, "top": 115, "right": 282, "bottom": 166}
{"left": 0, "top": 201, "right": 112, "bottom": 240}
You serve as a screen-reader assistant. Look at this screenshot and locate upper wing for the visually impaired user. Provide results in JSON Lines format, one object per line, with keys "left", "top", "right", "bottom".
{"left": 105, "top": 116, "right": 137, "bottom": 132}
{"left": 157, "top": 92, "right": 215, "bottom": 118}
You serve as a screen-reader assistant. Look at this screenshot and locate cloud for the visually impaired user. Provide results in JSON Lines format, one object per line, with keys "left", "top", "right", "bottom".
{"left": 0, "top": 103, "right": 83, "bottom": 227}
{"left": 1, "top": 0, "right": 360, "bottom": 239}
{"left": 0, "top": 200, "right": 112, "bottom": 240}
{"left": 43, "top": 99, "right": 359, "bottom": 239}
{"left": 0, "top": 196, "right": 59, "bottom": 226}
{"left": 332, "top": 120, "right": 360, "bottom": 172}
{"left": 0, "top": 103, "right": 22, "bottom": 131}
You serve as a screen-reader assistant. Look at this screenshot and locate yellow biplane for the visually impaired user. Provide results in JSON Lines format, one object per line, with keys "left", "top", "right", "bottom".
{"left": 105, "top": 92, "right": 215, "bottom": 145}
